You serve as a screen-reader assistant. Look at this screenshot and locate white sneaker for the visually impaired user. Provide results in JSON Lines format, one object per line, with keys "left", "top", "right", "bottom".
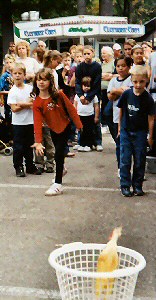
{"left": 83, "top": 146, "right": 92, "bottom": 152}
{"left": 73, "top": 144, "right": 80, "bottom": 150}
{"left": 45, "top": 183, "right": 63, "bottom": 196}
{"left": 96, "top": 145, "right": 103, "bottom": 152}
{"left": 78, "top": 146, "right": 85, "bottom": 152}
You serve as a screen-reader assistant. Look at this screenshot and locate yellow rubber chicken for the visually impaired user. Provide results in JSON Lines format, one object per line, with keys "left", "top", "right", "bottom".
{"left": 96, "top": 227, "right": 122, "bottom": 300}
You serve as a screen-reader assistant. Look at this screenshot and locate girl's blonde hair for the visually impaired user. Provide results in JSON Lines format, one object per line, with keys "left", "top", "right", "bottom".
{"left": 131, "top": 65, "right": 148, "bottom": 78}
{"left": 12, "top": 62, "right": 26, "bottom": 75}
{"left": 15, "top": 40, "right": 31, "bottom": 57}
{"left": 32, "top": 68, "right": 59, "bottom": 104}
{"left": 43, "top": 50, "right": 62, "bottom": 68}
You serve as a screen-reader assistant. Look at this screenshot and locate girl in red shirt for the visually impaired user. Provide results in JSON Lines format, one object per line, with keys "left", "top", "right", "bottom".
{"left": 32, "top": 68, "right": 82, "bottom": 196}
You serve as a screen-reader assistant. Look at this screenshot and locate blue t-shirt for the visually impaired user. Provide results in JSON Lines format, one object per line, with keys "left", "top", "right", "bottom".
{"left": 0, "top": 71, "right": 12, "bottom": 91}
{"left": 117, "top": 88, "right": 155, "bottom": 132}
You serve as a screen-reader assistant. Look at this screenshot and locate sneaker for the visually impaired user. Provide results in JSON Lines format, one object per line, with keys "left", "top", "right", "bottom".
{"left": 83, "top": 146, "right": 92, "bottom": 152}
{"left": 45, "top": 183, "right": 63, "bottom": 196}
{"left": 96, "top": 145, "right": 103, "bottom": 152}
{"left": 121, "top": 187, "right": 133, "bottom": 197}
{"left": 46, "top": 167, "right": 55, "bottom": 173}
{"left": 16, "top": 166, "right": 25, "bottom": 177}
{"left": 78, "top": 146, "right": 85, "bottom": 152}
{"left": 73, "top": 144, "right": 80, "bottom": 150}
{"left": 26, "top": 165, "right": 42, "bottom": 175}
{"left": 133, "top": 187, "right": 145, "bottom": 196}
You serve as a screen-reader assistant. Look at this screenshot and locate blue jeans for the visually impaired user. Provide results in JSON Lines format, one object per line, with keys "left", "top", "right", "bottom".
{"left": 114, "top": 123, "right": 120, "bottom": 168}
{"left": 120, "top": 128, "right": 147, "bottom": 188}
{"left": 94, "top": 122, "right": 102, "bottom": 146}
{"left": 104, "top": 100, "right": 116, "bottom": 141}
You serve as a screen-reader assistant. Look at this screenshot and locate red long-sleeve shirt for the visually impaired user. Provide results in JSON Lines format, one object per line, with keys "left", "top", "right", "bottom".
{"left": 33, "top": 90, "right": 83, "bottom": 143}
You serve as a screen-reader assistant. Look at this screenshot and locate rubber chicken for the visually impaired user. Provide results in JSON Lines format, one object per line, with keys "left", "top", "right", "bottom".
{"left": 96, "top": 227, "right": 122, "bottom": 299}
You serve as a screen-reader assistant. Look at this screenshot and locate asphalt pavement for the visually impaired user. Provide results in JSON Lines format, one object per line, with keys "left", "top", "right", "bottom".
{"left": 0, "top": 133, "right": 155, "bottom": 299}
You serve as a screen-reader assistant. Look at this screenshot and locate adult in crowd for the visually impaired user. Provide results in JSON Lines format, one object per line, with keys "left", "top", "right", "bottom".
{"left": 7, "top": 42, "right": 16, "bottom": 56}
{"left": 100, "top": 46, "right": 115, "bottom": 133}
{"left": 112, "top": 43, "right": 122, "bottom": 74}
{"left": 141, "top": 41, "right": 153, "bottom": 65}
{"left": 38, "top": 40, "right": 47, "bottom": 51}
{"left": 32, "top": 48, "right": 45, "bottom": 67}
{"left": 15, "top": 40, "right": 41, "bottom": 83}
{"left": 123, "top": 39, "right": 136, "bottom": 58}
{"left": 113, "top": 43, "right": 122, "bottom": 59}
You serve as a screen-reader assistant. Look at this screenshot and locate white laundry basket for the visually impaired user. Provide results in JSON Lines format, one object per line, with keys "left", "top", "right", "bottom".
{"left": 49, "top": 242, "right": 146, "bottom": 300}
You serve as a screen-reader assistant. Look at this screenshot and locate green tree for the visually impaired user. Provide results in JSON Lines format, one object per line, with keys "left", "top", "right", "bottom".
{"left": 113, "top": 0, "right": 155, "bottom": 23}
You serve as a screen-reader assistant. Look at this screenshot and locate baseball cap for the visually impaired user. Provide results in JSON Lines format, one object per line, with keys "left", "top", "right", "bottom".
{"left": 113, "top": 43, "right": 121, "bottom": 50}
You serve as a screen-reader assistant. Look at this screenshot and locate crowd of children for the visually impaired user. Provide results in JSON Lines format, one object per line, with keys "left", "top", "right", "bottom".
{"left": 0, "top": 39, "right": 155, "bottom": 197}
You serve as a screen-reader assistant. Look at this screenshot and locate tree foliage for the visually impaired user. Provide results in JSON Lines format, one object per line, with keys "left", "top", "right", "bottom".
{"left": 113, "top": 0, "right": 155, "bottom": 23}
{"left": 88, "top": 0, "right": 155, "bottom": 23}
{"left": 11, "top": 0, "right": 93, "bottom": 21}
{"left": 2, "top": 0, "right": 155, "bottom": 23}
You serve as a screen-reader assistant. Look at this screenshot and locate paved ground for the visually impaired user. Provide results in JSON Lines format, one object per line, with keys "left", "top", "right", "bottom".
{"left": 0, "top": 134, "right": 155, "bottom": 299}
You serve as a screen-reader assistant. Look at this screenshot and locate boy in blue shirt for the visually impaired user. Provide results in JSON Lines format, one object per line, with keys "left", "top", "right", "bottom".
{"left": 118, "top": 66, "right": 155, "bottom": 197}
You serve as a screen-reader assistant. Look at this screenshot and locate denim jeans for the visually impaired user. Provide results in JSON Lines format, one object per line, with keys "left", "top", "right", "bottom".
{"left": 120, "top": 128, "right": 147, "bottom": 188}
{"left": 114, "top": 123, "right": 120, "bottom": 168}
{"left": 104, "top": 100, "right": 116, "bottom": 141}
{"left": 93, "top": 122, "right": 102, "bottom": 146}
{"left": 101, "top": 89, "right": 109, "bottom": 126}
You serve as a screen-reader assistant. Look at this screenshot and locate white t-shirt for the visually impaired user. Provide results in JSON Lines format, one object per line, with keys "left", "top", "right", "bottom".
{"left": 16, "top": 57, "right": 40, "bottom": 74}
{"left": 8, "top": 84, "right": 33, "bottom": 125}
{"left": 74, "top": 94, "right": 98, "bottom": 116}
{"left": 107, "top": 76, "right": 132, "bottom": 123}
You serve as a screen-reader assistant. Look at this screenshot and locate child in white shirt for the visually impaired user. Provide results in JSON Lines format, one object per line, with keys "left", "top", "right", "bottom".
{"left": 7, "top": 62, "right": 41, "bottom": 177}
{"left": 74, "top": 76, "right": 99, "bottom": 152}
